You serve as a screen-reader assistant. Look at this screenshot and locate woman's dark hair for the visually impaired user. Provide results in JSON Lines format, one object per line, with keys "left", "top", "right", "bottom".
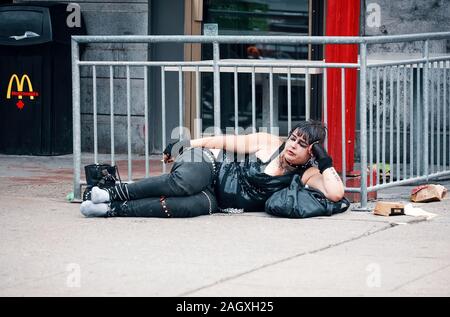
{"left": 287, "top": 120, "right": 327, "bottom": 145}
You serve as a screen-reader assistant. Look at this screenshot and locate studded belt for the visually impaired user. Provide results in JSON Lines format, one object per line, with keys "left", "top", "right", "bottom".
{"left": 200, "top": 148, "right": 218, "bottom": 179}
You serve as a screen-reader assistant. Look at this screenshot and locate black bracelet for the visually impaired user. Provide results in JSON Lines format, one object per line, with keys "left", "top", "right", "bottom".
{"left": 318, "top": 157, "right": 333, "bottom": 174}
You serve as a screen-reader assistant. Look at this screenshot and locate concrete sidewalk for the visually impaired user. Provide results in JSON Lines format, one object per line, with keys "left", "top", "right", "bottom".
{"left": 0, "top": 154, "right": 449, "bottom": 296}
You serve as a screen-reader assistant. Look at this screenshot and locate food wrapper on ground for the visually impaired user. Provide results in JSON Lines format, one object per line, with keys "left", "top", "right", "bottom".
{"left": 404, "top": 204, "right": 437, "bottom": 220}
{"left": 373, "top": 201, "right": 405, "bottom": 217}
{"left": 410, "top": 184, "right": 447, "bottom": 203}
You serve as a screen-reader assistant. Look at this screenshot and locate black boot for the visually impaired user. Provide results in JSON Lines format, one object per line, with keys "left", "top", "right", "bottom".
{"left": 105, "top": 183, "right": 131, "bottom": 201}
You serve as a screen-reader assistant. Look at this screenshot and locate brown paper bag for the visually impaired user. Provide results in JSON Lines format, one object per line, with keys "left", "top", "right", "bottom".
{"left": 410, "top": 184, "right": 448, "bottom": 203}
{"left": 373, "top": 202, "right": 405, "bottom": 217}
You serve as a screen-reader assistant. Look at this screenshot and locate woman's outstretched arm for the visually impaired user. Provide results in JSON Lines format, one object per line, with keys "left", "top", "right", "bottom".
{"left": 163, "top": 132, "right": 280, "bottom": 163}
{"left": 190, "top": 132, "right": 279, "bottom": 154}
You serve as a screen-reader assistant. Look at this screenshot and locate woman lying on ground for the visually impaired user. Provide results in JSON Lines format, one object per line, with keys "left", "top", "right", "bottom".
{"left": 80, "top": 120, "right": 345, "bottom": 218}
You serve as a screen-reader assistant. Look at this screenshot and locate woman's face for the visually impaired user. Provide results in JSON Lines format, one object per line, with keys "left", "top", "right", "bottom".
{"left": 283, "top": 131, "right": 314, "bottom": 166}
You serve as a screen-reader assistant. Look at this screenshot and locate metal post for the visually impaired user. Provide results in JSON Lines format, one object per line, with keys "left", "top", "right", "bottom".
{"left": 403, "top": 66, "right": 407, "bottom": 180}
{"left": 195, "top": 66, "right": 201, "bottom": 139}
{"left": 359, "top": 43, "right": 368, "bottom": 209}
{"left": 213, "top": 42, "right": 221, "bottom": 135}
{"left": 341, "top": 68, "right": 347, "bottom": 186}
{"left": 110, "top": 66, "right": 115, "bottom": 166}
{"left": 423, "top": 40, "right": 430, "bottom": 179}
{"left": 448, "top": 61, "right": 450, "bottom": 171}
{"left": 234, "top": 67, "right": 239, "bottom": 134}
{"left": 269, "top": 67, "right": 274, "bottom": 133}
{"left": 92, "top": 66, "right": 98, "bottom": 164}
{"left": 144, "top": 66, "right": 149, "bottom": 177}
{"left": 288, "top": 67, "right": 292, "bottom": 134}
{"left": 161, "top": 67, "right": 167, "bottom": 174}
{"left": 409, "top": 66, "right": 414, "bottom": 178}
{"left": 437, "top": 61, "right": 441, "bottom": 171}
{"left": 204, "top": 24, "right": 221, "bottom": 135}
{"left": 369, "top": 68, "right": 373, "bottom": 187}
{"left": 178, "top": 67, "right": 183, "bottom": 139}
{"left": 72, "top": 39, "right": 81, "bottom": 200}
{"left": 431, "top": 62, "right": 435, "bottom": 174}
{"left": 376, "top": 67, "right": 380, "bottom": 184}
{"left": 444, "top": 62, "right": 447, "bottom": 170}
{"left": 382, "top": 67, "right": 387, "bottom": 184}
{"left": 252, "top": 67, "right": 256, "bottom": 133}
{"left": 417, "top": 64, "right": 422, "bottom": 177}
{"left": 396, "top": 67, "right": 400, "bottom": 180}
{"left": 305, "top": 67, "right": 310, "bottom": 120}
{"left": 389, "top": 67, "right": 394, "bottom": 182}
{"left": 126, "top": 65, "right": 132, "bottom": 181}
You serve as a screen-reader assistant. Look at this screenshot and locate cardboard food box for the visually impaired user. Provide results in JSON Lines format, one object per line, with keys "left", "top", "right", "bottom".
{"left": 411, "top": 184, "right": 448, "bottom": 203}
{"left": 373, "top": 201, "right": 405, "bottom": 217}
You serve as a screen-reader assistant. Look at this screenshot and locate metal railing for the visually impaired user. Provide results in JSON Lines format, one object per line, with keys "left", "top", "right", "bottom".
{"left": 71, "top": 32, "right": 450, "bottom": 209}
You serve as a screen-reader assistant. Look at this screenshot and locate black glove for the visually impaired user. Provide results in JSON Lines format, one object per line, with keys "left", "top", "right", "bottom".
{"left": 311, "top": 142, "right": 333, "bottom": 173}
{"left": 163, "top": 139, "right": 191, "bottom": 160}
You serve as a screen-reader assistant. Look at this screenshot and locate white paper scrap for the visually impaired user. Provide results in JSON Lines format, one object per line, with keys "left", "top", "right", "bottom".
{"left": 404, "top": 203, "right": 438, "bottom": 220}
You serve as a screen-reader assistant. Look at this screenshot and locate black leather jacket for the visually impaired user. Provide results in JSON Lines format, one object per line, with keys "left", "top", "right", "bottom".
{"left": 214, "top": 142, "right": 312, "bottom": 212}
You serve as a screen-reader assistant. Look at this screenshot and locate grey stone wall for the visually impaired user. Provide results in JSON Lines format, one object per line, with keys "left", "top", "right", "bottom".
{"left": 363, "top": 0, "right": 450, "bottom": 54}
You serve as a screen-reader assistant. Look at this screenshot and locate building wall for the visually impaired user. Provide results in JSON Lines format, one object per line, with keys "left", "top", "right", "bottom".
{"left": 14, "top": 0, "right": 149, "bottom": 154}
{"left": 363, "top": 0, "right": 450, "bottom": 54}
{"left": 356, "top": 0, "right": 450, "bottom": 165}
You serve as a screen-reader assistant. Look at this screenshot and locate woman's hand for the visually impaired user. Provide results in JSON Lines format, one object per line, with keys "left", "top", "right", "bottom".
{"left": 162, "top": 140, "right": 191, "bottom": 164}
{"left": 311, "top": 142, "right": 333, "bottom": 174}
{"left": 302, "top": 143, "right": 344, "bottom": 201}
{"left": 162, "top": 153, "right": 174, "bottom": 164}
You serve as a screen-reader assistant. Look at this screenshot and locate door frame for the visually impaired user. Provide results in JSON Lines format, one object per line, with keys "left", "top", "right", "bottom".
{"left": 184, "top": 0, "right": 203, "bottom": 138}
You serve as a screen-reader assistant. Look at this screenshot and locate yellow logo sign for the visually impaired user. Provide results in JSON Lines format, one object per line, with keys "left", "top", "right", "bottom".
{"left": 6, "top": 74, "right": 39, "bottom": 110}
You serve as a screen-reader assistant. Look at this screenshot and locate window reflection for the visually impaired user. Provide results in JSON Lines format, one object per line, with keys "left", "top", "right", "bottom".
{"left": 201, "top": 0, "right": 311, "bottom": 134}
{"left": 205, "top": 0, "right": 309, "bottom": 59}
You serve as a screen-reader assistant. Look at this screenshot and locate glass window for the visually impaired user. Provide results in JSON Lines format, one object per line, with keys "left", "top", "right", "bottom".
{"left": 204, "top": 0, "right": 309, "bottom": 59}
{"left": 201, "top": 0, "right": 316, "bottom": 135}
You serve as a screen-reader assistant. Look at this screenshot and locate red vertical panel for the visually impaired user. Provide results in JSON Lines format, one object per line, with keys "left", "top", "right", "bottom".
{"left": 325, "top": 0, "right": 360, "bottom": 173}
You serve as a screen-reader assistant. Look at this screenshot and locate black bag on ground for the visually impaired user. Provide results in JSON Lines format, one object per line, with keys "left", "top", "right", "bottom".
{"left": 265, "top": 174, "right": 350, "bottom": 218}
{"left": 83, "top": 164, "right": 120, "bottom": 201}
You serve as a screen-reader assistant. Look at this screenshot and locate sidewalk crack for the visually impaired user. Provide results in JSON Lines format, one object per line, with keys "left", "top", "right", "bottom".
{"left": 390, "top": 263, "right": 450, "bottom": 293}
{"left": 178, "top": 223, "right": 398, "bottom": 297}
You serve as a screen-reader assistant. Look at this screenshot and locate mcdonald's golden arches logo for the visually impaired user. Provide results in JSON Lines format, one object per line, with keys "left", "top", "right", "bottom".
{"left": 6, "top": 74, "right": 39, "bottom": 110}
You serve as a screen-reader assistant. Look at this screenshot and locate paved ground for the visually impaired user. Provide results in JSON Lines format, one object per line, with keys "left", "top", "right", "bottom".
{"left": 0, "top": 154, "right": 449, "bottom": 296}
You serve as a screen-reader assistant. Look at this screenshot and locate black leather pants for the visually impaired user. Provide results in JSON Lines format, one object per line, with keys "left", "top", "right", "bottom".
{"left": 107, "top": 148, "right": 218, "bottom": 218}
